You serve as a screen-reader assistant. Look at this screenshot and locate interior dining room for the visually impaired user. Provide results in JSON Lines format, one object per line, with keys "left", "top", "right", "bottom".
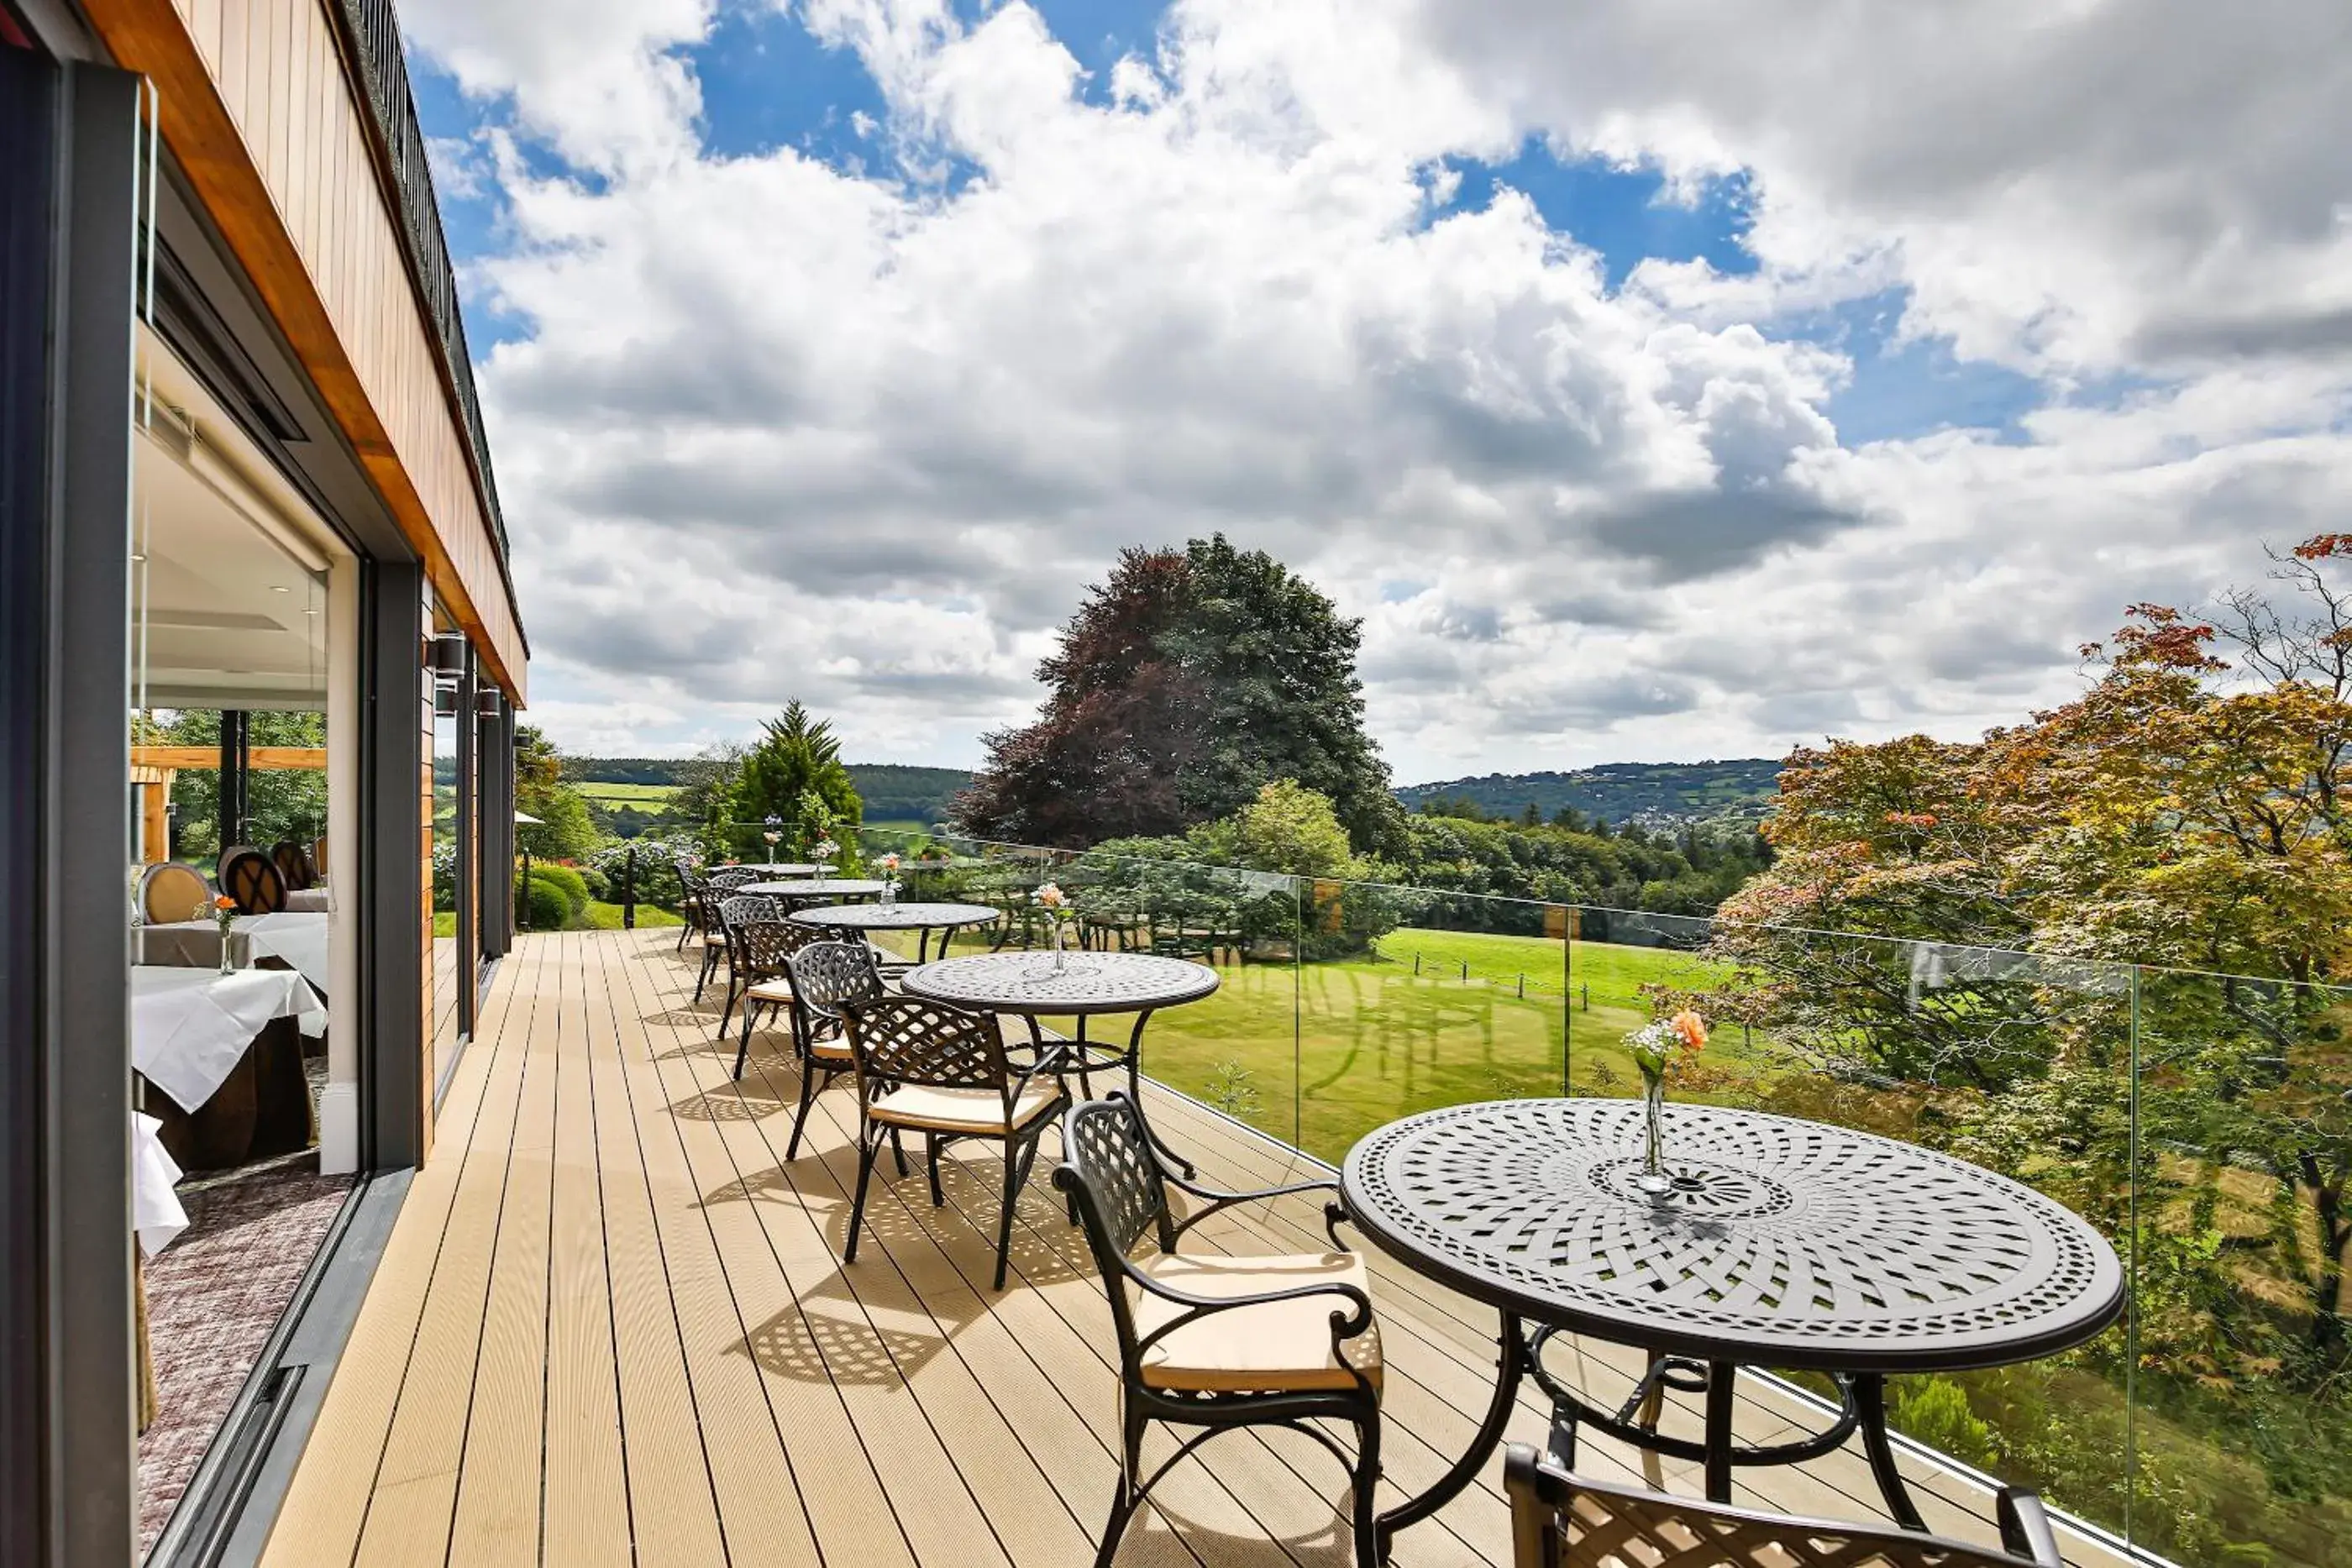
{"left": 3, "top": 3, "right": 528, "bottom": 1562}
{"left": 126, "top": 322, "right": 361, "bottom": 1556}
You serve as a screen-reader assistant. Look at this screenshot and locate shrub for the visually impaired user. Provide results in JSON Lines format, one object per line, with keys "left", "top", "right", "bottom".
{"left": 517, "top": 874, "right": 570, "bottom": 931}
{"left": 529, "top": 863, "right": 590, "bottom": 915}
{"left": 576, "top": 865, "right": 609, "bottom": 901}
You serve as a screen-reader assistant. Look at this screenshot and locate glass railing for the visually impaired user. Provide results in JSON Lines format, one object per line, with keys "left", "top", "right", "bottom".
{"left": 630, "top": 819, "right": 2344, "bottom": 1565}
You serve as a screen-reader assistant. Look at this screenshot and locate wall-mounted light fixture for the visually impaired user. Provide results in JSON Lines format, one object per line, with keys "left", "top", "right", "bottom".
{"left": 428, "top": 632, "right": 469, "bottom": 676}
{"left": 475, "top": 687, "right": 504, "bottom": 717}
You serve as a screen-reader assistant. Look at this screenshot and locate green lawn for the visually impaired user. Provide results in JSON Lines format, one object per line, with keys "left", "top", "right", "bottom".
{"left": 575, "top": 782, "right": 682, "bottom": 805}
{"left": 864, "top": 925, "right": 1763, "bottom": 1163}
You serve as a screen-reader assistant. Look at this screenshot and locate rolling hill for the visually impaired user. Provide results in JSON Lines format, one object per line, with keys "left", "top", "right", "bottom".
{"left": 1394, "top": 759, "right": 1784, "bottom": 826}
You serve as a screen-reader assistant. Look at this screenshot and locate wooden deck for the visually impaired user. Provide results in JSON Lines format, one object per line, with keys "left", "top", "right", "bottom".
{"left": 260, "top": 930, "right": 2129, "bottom": 1567}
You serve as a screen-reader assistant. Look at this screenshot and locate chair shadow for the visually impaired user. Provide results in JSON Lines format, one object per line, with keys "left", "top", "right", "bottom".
{"left": 1124, "top": 1481, "right": 1365, "bottom": 1566}
{"left": 823, "top": 1145, "right": 1089, "bottom": 1291}
{"left": 735, "top": 1291, "right": 953, "bottom": 1387}
{"left": 666, "top": 1087, "right": 790, "bottom": 1123}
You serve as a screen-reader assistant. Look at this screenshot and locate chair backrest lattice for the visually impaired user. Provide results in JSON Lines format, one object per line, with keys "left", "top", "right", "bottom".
{"left": 706, "top": 867, "right": 760, "bottom": 894}
{"left": 1504, "top": 1447, "right": 2050, "bottom": 1568}
{"left": 141, "top": 863, "right": 212, "bottom": 926}
{"left": 842, "top": 995, "right": 1009, "bottom": 1095}
{"left": 786, "top": 941, "right": 884, "bottom": 1031}
{"left": 717, "top": 894, "right": 781, "bottom": 931}
{"left": 740, "top": 919, "right": 827, "bottom": 976}
{"left": 1060, "top": 1096, "right": 1169, "bottom": 1257}
{"left": 219, "top": 848, "right": 287, "bottom": 915}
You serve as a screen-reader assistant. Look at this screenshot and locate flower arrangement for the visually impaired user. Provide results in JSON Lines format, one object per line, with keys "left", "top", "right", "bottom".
{"left": 878, "top": 852, "right": 901, "bottom": 905}
{"left": 1032, "top": 882, "right": 1079, "bottom": 972}
{"left": 761, "top": 814, "right": 783, "bottom": 849}
{"left": 1625, "top": 1009, "right": 1707, "bottom": 1193}
{"left": 213, "top": 894, "right": 239, "bottom": 974}
{"left": 811, "top": 836, "right": 840, "bottom": 870}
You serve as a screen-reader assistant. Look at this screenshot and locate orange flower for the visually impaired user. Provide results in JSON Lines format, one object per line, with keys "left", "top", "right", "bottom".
{"left": 1668, "top": 1009, "right": 1708, "bottom": 1053}
{"left": 213, "top": 894, "right": 237, "bottom": 912}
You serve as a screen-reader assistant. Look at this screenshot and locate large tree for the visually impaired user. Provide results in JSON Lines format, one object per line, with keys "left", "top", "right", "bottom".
{"left": 1709, "top": 537, "right": 2352, "bottom": 1378}
{"left": 953, "top": 535, "right": 1399, "bottom": 851}
{"left": 730, "top": 702, "right": 863, "bottom": 857}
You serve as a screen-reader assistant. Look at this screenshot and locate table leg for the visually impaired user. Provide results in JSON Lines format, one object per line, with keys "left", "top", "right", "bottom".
{"left": 1377, "top": 1309, "right": 1527, "bottom": 1560}
{"left": 1855, "top": 1373, "right": 1927, "bottom": 1530}
{"left": 1704, "top": 1361, "right": 1735, "bottom": 1502}
{"left": 1123, "top": 1011, "right": 1194, "bottom": 1177}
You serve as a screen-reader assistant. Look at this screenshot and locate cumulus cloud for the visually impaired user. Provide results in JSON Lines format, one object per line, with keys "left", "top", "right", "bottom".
{"left": 405, "top": 0, "right": 2352, "bottom": 778}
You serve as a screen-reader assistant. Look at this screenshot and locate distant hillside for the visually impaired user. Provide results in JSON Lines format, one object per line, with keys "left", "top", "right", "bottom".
{"left": 1394, "top": 759, "right": 1784, "bottom": 826}
{"left": 563, "top": 758, "right": 971, "bottom": 826}
{"left": 848, "top": 764, "right": 972, "bottom": 825}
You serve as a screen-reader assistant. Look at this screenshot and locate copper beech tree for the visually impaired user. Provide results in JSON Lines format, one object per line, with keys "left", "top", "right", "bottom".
{"left": 1709, "top": 537, "right": 2352, "bottom": 1377}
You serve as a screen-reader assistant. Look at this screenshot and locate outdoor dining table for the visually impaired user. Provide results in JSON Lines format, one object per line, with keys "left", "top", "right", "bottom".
{"left": 897, "top": 949, "right": 1220, "bottom": 1172}
{"left": 743, "top": 878, "right": 887, "bottom": 902}
{"left": 735, "top": 863, "right": 820, "bottom": 878}
{"left": 789, "top": 900, "right": 1003, "bottom": 964}
{"left": 1340, "top": 1099, "right": 2125, "bottom": 1549}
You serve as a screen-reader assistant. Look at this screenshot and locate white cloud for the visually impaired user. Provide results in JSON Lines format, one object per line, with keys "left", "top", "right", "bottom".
{"left": 407, "top": 0, "right": 2352, "bottom": 781}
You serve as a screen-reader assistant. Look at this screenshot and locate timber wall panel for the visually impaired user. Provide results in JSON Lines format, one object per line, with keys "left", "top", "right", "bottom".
{"left": 129, "top": 0, "right": 527, "bottom": 698}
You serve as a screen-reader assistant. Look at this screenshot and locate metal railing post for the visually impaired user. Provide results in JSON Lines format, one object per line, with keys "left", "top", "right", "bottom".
{"left": 622, "top": 847, "right": 636, "bottom": 929}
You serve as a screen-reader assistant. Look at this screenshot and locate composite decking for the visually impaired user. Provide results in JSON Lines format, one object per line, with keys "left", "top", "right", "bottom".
{"left": 259, "top": 929, "right": 2128, "bottom": 1567}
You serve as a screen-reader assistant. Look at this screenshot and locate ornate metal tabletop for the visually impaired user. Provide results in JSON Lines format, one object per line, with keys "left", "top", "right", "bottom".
{"left": 790, "top": 902, "right": 1002, "bottom": 932}
{"left": 743, "top": 878, "right": 886, "bottom": 900}
{"left": 899, "top": 951, "right": 1220, "bottom": 1017}
{"left": 1345, "top": 1099, "right": 2125, "bottom": 1544}
{"left": 736, "top": 863, "right": 819, "bottom": 877}
{"left": 1342, "top": 1099, "right": 2123, "bottom": 1375}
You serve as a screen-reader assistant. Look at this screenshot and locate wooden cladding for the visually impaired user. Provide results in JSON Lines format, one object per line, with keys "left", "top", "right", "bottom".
{"left": 83, "top": 0, "right": 527, "bottom": 702}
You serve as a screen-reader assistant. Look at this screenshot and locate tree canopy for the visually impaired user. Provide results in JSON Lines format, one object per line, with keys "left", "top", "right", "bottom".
{"left": 953, "top": 535, "right": 1399, "bottom": 851}
{"left": 729, "top": 701, "right": 863, "bottom": 857}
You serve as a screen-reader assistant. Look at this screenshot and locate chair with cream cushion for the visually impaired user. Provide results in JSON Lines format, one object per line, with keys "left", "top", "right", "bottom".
{"left": 840, "top": 993, "right": 1069, "bottom": 1289}
{"left": 728, "top": 917, "right": 832, "bottom": 1079}
{"left": 140, "top": 862, "right": 213, "bottom": 926}
{"left": 692, "top": 868, "right": 761, "bottom": 1000}
{"left": 1502, "top": 1443, "right": 2061, "bottom": 1568}
{"left": 1053, "top": 1092, "right": 1382, "bottom": 1568}
{"left": 777, "top": 938, "right": 885, "bottom": 1157}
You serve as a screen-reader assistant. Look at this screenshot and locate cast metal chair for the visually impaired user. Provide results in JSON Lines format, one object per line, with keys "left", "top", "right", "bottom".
{"left": 840, "top": 994, "right": 1069, "bottom": 1290}
{"left": 1054, "top": 1093, "right": 1383, "bottom": 1568}
{"left": 777, "top": 938, "right": 885, "bottom": 1157}
{"left": 727, "top": 917, "right": 832, "bottom": 1078}
{"left": 1502, "top": 1443, "right": 2061, "bottom": 1568}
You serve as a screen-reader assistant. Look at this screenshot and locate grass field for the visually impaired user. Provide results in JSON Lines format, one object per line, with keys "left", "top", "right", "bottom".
{"left": 575, "top": 781, "right": 682, "bottom": 806}
{"left": 865, "top": 923, "right": 1765, "bottom": 1162}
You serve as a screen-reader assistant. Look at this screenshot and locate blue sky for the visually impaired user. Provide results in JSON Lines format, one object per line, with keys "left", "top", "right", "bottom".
{"left": 414, "top": 2, "right": 2042, "bottom": 453}
{"left": 397, "top": 0, "right": 2344, "bottom": 772}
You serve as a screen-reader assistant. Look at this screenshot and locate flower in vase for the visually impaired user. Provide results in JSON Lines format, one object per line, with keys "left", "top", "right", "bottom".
{"left": 1625, "top": 1009, "right": 1707, "bottom": 1081}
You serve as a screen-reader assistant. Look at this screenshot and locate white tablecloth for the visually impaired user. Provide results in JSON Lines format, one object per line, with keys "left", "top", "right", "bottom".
{"left": 284, "top": 888, "right": 331, "bottom": 913}
{"left": 145, "top": 912, "right": 330, "bottom": 994}
{"left": 131, "top": 1112, "right": 188, "bottom": 1257}
{"left": 132, "top": 965, "right": 327, "bottom": 1112}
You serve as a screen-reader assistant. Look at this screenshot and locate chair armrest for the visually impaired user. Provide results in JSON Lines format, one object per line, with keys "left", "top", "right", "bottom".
{"left": 1166, "top": 1175, "right": 1352, "bottom": 1248}
{"left": 1009, "top": 1042, "right": 1072, "bottom": 1095}
{"left": 1114, "top": 1251, "right": 1376, "bottom": 1364}
{"left": 1996, "top": 1489, "right": 2061, "bottom": 1568}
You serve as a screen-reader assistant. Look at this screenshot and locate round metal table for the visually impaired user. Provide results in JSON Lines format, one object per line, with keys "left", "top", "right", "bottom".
{"left": 1340, "top": 1099, "right": 2124, "bottom": 1547}
{"left": 789, "top": 901, "right": 1003, "bottom": 964}
{"left": 736, "top": 863, "right": 820, "bottom": 878}
{"left": 898, "top": 951, "right": 1220, "bottom": 1167}
{"left": 743, "top": 878, "right": 887, "bottom": 902}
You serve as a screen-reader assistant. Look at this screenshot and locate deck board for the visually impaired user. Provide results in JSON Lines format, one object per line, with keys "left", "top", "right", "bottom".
{"left": 260, "top": 930, "right": 2132, "bottom": 1568}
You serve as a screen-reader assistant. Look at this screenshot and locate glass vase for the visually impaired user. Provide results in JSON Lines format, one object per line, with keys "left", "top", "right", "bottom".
{"left": 1635, "top": 1067, "right": 1672, "bottom": 1195}
{"left": 1051, "top": 920, "right": 1068, "bottom": 975}
{"left": 218, "top": 926, "right": 238, "bottom": 976}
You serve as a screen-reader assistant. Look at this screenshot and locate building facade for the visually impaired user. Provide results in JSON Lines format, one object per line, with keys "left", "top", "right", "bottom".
{"left": 2, "top": 0, "right": 523, "bottom": 1560}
